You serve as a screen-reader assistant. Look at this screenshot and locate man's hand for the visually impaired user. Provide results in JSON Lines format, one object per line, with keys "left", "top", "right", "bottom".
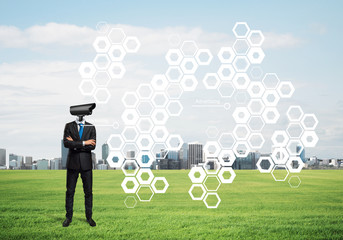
{"left": 67, "top": 136, "right": 73, "bottom": 141}
{"left": 85, "top": 139, "right": 96, "bottom": 146}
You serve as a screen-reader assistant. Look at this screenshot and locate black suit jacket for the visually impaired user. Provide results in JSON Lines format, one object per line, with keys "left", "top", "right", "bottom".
{"left": 63, "top": 121, "right": 96, "bottom": 170}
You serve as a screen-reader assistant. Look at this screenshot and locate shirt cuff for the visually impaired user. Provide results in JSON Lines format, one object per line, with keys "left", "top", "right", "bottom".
{"left": 82, "top": 141, "right": 85, "bottom": 146}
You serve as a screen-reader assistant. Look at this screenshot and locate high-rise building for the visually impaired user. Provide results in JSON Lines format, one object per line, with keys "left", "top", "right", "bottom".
{"left": 179, "top": 143, "right": 188, "bottom": 169}
{"left": 0, "top": 148, "right": 6, "bottom": 166}
{"left": 187, "top": 143, "right": 203, "bottom": 169}
{"left": 50, "top": 158, "right": 61, "bottom": 170}
{"left": 61, "top": 139, "right": 68, "bottom": 169}
{"left": 92, "top": 152, "right": 96, "bottom": 169}
{"left": 102, "top": 143, "right": 109, "bottom": 162}
{"left": 167, "top": 151, "right": 180, "bottom": 169}
{"left": 233, "top": 151, "right": 259, "bottom": 169}
{"left": 37, "top": 159, "right": 49, "bottom": 170}
{"left": 25, "top": 156, "right": 33, "bottom": 166}
{"left": 9, "top": 153, "right": 23, "bottom": 169}
{"left": 298, "top": 146, "right": 306, "bottom": 162}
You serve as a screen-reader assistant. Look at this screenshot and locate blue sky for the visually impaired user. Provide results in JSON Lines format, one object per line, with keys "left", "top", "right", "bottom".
{"left": 0, "top": 0, "right": 342, "bottom": 163}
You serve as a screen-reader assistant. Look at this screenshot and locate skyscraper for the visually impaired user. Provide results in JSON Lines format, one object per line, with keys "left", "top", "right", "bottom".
{"left": 37, "top": 159, "right": 49, "bottom": 170}
{"left": 25, "top": 156, "right": 32, "bottom": 166}
{"left": 179, "top": 143, "right": 188, "bottom": 169}
{"left": 9, "top": 153, "right": 23, "bottom": 169}
{"left": 187, "top": 143, "right": 203, "bottom": 169}
{"left": 102, "top": 143, "right": 109, "bottom": 161}
{"left": 0, "top": 148, "right": 6, "bottom": 167}
{"left": 61, "top": 139, "right": 68, "bottom": 169}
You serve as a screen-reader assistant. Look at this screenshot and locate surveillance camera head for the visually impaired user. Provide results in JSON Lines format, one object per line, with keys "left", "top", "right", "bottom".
{"left": 70, "top": 103, "right": 96, "bottom": 121}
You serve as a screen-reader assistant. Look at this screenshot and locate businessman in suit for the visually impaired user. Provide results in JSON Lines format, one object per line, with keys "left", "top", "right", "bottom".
{"left": 62, "top": 117, "right": 97, "bottom": 227}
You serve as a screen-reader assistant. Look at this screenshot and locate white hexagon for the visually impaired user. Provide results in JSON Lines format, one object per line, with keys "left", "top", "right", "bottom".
{"left": 218, "top": 167, "right": 236, "bottom": 183}
{"left": 233, "top": 107, "right": 251, "bottom": 123}
{"left": 108, "top": 62, "right": 126, "bottom": 79}
{"left": 151, "top": 126, "right": 169, "bottom": 142}
{"left": 287, "top": 106, "right": 304, "bottom": 122}
{"left": 136, "top": 151, "right": 154, "bottom": 168}
{"left": 106, "top": 151, "right": 125, "bottom": 168}
{"left": 203, "top": 192, "right": 221, "bottom": 209}
{"left": 218, "top": 64, "right": 235, "bottom": 80}
{"left": 166, "top": 66, "right": 183, "bottom": 82}
{"left": 286, "top": 140, "right": 304, "bottom": 156}
{"left": 151, "top": 92, "right": 169, "bottom": 108}
{"left": 248, "top": 133, "right": 265, "bottom": 149}
{"left": 262, "top": 73, "right": 280, "bottom": 89}
{"left": 288, "top": 175, "right": 301, "bottom": 188}
{"left": 250, "top": 66, "right": 264, "bottom": 79}
{"left": 151, "top": 74, "right": 169, "bottom": 91}
{"left": 180, "top": 40, "right": 198, "bottom": 57}
{"left": 108, "top": 45, "right": 126, "bottom": 62}
{"left": 271, "top": 130, "right": 289, "bottom": 147}
{"left": 108, "top": 28, "right": 126, "bottom": 44}
{"left": 247, "top": 116, "right": 265, "bottom": 132}
{"left": 301, "top": 131, "right": 319, "bottom": 147}
{"left": 136, "top": 185, "right": 154, "bottom": 202}
{"left": 218, "top": 150, "right": 236, "bottom": 166}
{"left": 188, "top": 184, "right": 206, "bottom": 200}
{"left": 188, "top": 166, "right": 206, "bottom": 183}
{"left": 232, "top": 22, "right": 250, "bottom": 38}
{"left": 262, "top": 107, "right": 280, "bottom": 124}
{"left": 93, "top": 54, "right": 111, "bottom": 70}
{"left": 301, "top": 114, "right": 318, "bottom": 130}
{"left": 233, "top": 124, "right": 250, "bottom": 140}
{"left": 203, "top": 175, "right": 221, "bottom": 191}
{"left": 79, "top": 62, "right": 96, "bottom": 78}
{"left": 247, "top": 47, "right": 265, "bottom": 64}
{"left": 286, "top": 122, "right": 304, "bottom": 138}
{"left": 137, "top": 168, "right": 154, "bottom": 185}
{"left": 286, "top": 157, "right": 305, "bottom": 173}
{"left": 218, "top": 47, "right": 236, "bottom": 63}
{"left": 136, "top": 84, "right": 153, "bottom": 99}
{"left": 203, "top": 141, "right": 221, "bottom": 157}
{"left": 165, "top": 49, "right": 183, "bottom": 65}
{"left": 79, "top": 79, "right": 96, "bottom": 96}
{"left": 262, "top": 90, "right": 280, "bottom": 107}
{"left": 195, "top": 49, "right": 213, "bottom": 65}
{"left": 166, "top": 134, "right": 183, "bottom": 151}
{"left": 123, "top": 36, "right": 141, "bottom": 53}
{"left": 137, "top": 134, "right": 154, "bottom": 151}
{"left": 137, "top": 117, "right": 154, "bottom": 133}
{"left": 203, "top": 73, "right": 221, "bottom": 89}
{"left": 233, "top": 141, "right": 250, "bottom": 158}
{"left": 247, "top": 81, "right": 265, "bottom": 98}
{"left": 121, "top": 177, "right": 139, "bottom": 193}
{"left": 180, "top": 75, "right": 198, "bottom": 91}
{"left": 121, "top": 109, "right": 139, "bottom": 125}
{"left": 166, "top": 83, "right": 183, "bottom": 99}
{"left": 121, "top": 126, "right": 139, "bottom": 142}
{"left": 247, "top": 30, "right": 265, "bottom": 46}
{"left": 151, "top": 109, "right": 169, "bottom": 125}
{"left": 94, "top": 88, "right": 111, "bottom": 104}
{"left": 124, "top": 196, "right": 137, "bottom": 208}
{"left": 136, "top": 101, "right": 154, "bottom": 116}
{"left": 93, "top": 36, "right": 111, "bottom": 53}
{"left": 94, "top": 71, "right": 111, "bottom": 86}
{"left": 121, "top": 142, "right": 139, "bottom": 159}
{"left": 151, "top": 177, "right": 169, "bottom": 193}
{"left": 166, "top": 100, "right": 183, "bottom": 116}
{"left": 107, "top": 134, "right": 125, "bottom": 150}
{"left": 122, "top": 92, "right": 139, "bottom": 108}
{"left": 218, "top": 133, "right": 236, "bottom": 149}
{"left": 180, "top": 58, "right": 198, "bottom": 74}
{"left": 271, "top": 165, "right": 289, "bottom": 182}
{"left": 218, "top": 81, "right": 235, "bottom": 98}
{"left": 248, "top": 99, "right": 265, "bottom": 115}
{"left": 233, "top": 39, "right": 250, "bottom": 55}
{"left": 271, "top": 147, "right": 290, "bottom": 164}
{"left": 277, "top": 81, "right": 295, "bottom": 98}
{"left": 256, "top": 156, "right": 274, "bottom": 173}
{"left": 233, "top": 73, "right": 251, "bottom": 89}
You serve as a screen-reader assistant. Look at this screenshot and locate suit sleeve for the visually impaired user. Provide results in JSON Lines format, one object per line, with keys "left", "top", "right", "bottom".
{"left": 63, "top": 123, "right": 83, "bottom": 149}
{"left": 81, "top": 126, "right": 96, "bottom": 151}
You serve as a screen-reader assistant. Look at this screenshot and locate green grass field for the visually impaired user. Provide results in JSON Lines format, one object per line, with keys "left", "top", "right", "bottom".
{"left": 0, "top": 170, "right": 342, "bottom": 240}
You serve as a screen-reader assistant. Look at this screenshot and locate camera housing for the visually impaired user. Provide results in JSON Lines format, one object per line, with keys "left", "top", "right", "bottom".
{"left": 70, "top": 103, "right": 96, "bottom": 121}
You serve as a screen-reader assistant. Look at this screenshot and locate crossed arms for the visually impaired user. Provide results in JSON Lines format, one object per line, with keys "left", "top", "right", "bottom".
{"left": 63, "top": 124, "right": 96, "bottom": 151}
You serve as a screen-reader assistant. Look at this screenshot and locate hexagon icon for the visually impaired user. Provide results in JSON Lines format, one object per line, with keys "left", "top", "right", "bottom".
{"left": 248, "top": 133, "right": 265, "bottom": 149}
{"left": 151, "top": 126, "right": 169, "bottom": 143}
{"left": 124, "top": 196, "right": 137, "bottom": 208}
{"left": 262, "top": 90, "right": 280, "bottom": 107}
{"left": 248, "top": 99, "right": 265, "bottom": 115}
{"left": 107, "top": 134, "right": 125, "bottom": 150}
{"left": 165, "top": 49, "right": 183, "bottom": 65}
{"left": 286, "top": 156, "right": 305, "bottom": 173}
{"left": 203, "top": 141, "right": 221, "bottom": 157}
{"left": 93, "top": 54, "right": 111, "bottom": 70}
{"left": 136, "top": 101, "right": 154, "bottom": 116}
{"left": 108, "top": 28, "right": 126, "bottom": 44}
{"left": 123, "top": 36, "right": 141, "bottom": 53}
{"left": 203, "top": 175, "right": 221, "bottom": 191}
{"left": 136, "top": 168, "right": 154, "bottom": 185}
{"left": 256, "top": 156, "right": 274, "bottom": 173}
{"left": 180, "top": 57, "right": 198, "bottom": 74}
{"left": 287, "top": 106, "right": 304, "bottom": 122}
{"left": 218, "top": 150, "right": 236, "bottom": 167}
{"left": 233, "top": 141, "right": 250, "bottom": 158}
{"left": 233, "top": 73, "right": 251, "bottom": 90}
{"left": 166, "top": 100, "right": 183, "bottom": 116}
{"left": 188, "top": 166, "right": 206, "bottom": 183}
{"left": 94, "top": 71, "right": 111, "bottom": 86}
{"left": 106, "top": 151, "right": 125, "bottom": 168}
{"left": 203, "top": 73, "right": 221, "bottom": 89}
{"left": 271, "top": 147, "right": 289, "bottom": 165}
{"left": 218, "top": 64, "right": 235, "bottom": 81}
{"left": 262, "top": 73, "right": 280, "bottom": 89}
{"left": 301, "top": 114, "right": 319, "bottom": 130}
{"left": 247, "top": 81, "right": 265, "bottom": 98}
{"left": 218, "top": 132, "right": 235, "bottom": 149}
{"left": 218, "top": 47, "right": 236, "bottom": 63}
{"left": 180, "top": 75, "right": 198, "bottom": 91}
{"left": 166, "top": 66, "right": 183, "bottom": 82}
{"left": 232, "top": 22, "right": 250, "bottom": 38}
{"left": 195, "top": 49, "right": 213, "bottom": 65}
{"left": 93, "top": 36, "right": 111, "bottom": 53}
{"left": 121, "top": 142, "right": 139, "bottom": 159}
{"left": 121, "top": 177, "right": 139, "bottom": 193}
{"left": 188, "top": 184, "right": 206, "bottom": 200}
{"left": 203, "top": 157, "right": 221, "bottom": 175}
{"left": 121, "top": 109, "right": 139, "bottom": 125}
{"left": 233, "top": 39, "right": 250, "bottom": 55}
{"left": 121, "top": 126, "right": 139, "bottom": 142}
{"left": 137, "top": 117, "right": 154, "bottom": 133}
{"left": 218, "top": 81, "right": 235, "bottom": 98}
{"left": 262, "top": 107, "right": 280, "bottom": 124}
{"left": 271, "top": 130, "right": 289, "bottom": 147}
{"left": 166, "top": 83, "right": 183, "bottom": 99}
{"left": 166, "top": 134, "right": 183, "bottom": 151}
{"left": 122, "top": 92, "right": 139, "bottom": 108}
{"left": 136, "top": 84, "right": 153, "bottom": 99}
{"left": 247, "top": 47, "right": 265, "bottom": 64}
{"left": 79, "top": 62, "right": 96, "bottom": 78}
{"left": 233, "top": 56, "right": 250, "bottom": 73}
{"left": 233, "top": 107, "right": 251, "bottom": 123}
{"left": 151, "top": 92, "right": 169, "bottom": 108}
{"left": 301, "top": 131, "right": 319, "bottom": 147}
{"left": 234, "top": 91, "right": 249, "bottom": 105}
{"left": 94, "top": 88, "right": 111, "bottom": 104}
{"left": 247, "top": 116, "right": 265, "bottom": 132}
{"left": 151, "top": 177, "right": 169, "bottom": 193}
{"left": 108, "top": 45, "right": 126, "bottom": 62}
{"left": 286, "top": 122, "right": 304, "bottom": 138}
{"left": 288, "top": 176, "right": 301, "bottom": 188}
{"left": 218, "top": 167, "right": 236, "bottom": 183}
{"left": 79, "top": 79, "right": 96, "bottom": 96}
{"left": 250, "top": 66, "right": 264, "bottom": 80}
{"left": 271, "top": 165, "right": 289, "bottom": 182}
{"left": 277, "top": 81, "right": 295, "bottom": 98}
{"left": 286, "top": 140, "right": 304, "bottom": 156}
{"left": 151, "top": 74, "right": 169, "bottom": 91}
{"left": 180, "top": 40, "right": 198, "bottom": 57}
{"left": 203, "top": 192, "right": 221, "bottom": 209}
{"left": 108, "top": 62, "right": 126, "bottom": 79}
{"left": 233, "top": 124, "right": 250, "bottom": 140}
{"left": 247, "top": 30, "right": 265, "bottom": 46}
{"left": 137, "top": 134, "right": 154, "bottom": 151}
{"left": 136, "top": 185, "right": 154, "bottom": 202}
{"left": 151, "top": 109, "right": 169, "bottom": 125}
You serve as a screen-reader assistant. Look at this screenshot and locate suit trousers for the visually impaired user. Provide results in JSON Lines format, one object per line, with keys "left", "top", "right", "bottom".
{"left": 65, "top": 168, "right": 93, "bottom": 219}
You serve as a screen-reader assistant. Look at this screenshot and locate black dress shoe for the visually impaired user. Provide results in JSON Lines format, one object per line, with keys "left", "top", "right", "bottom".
{"left": 87, "top": 218, "right": 96, "bottom": 227}
{"left": 62, "top": 218, "right": 72, "bottom": 227}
